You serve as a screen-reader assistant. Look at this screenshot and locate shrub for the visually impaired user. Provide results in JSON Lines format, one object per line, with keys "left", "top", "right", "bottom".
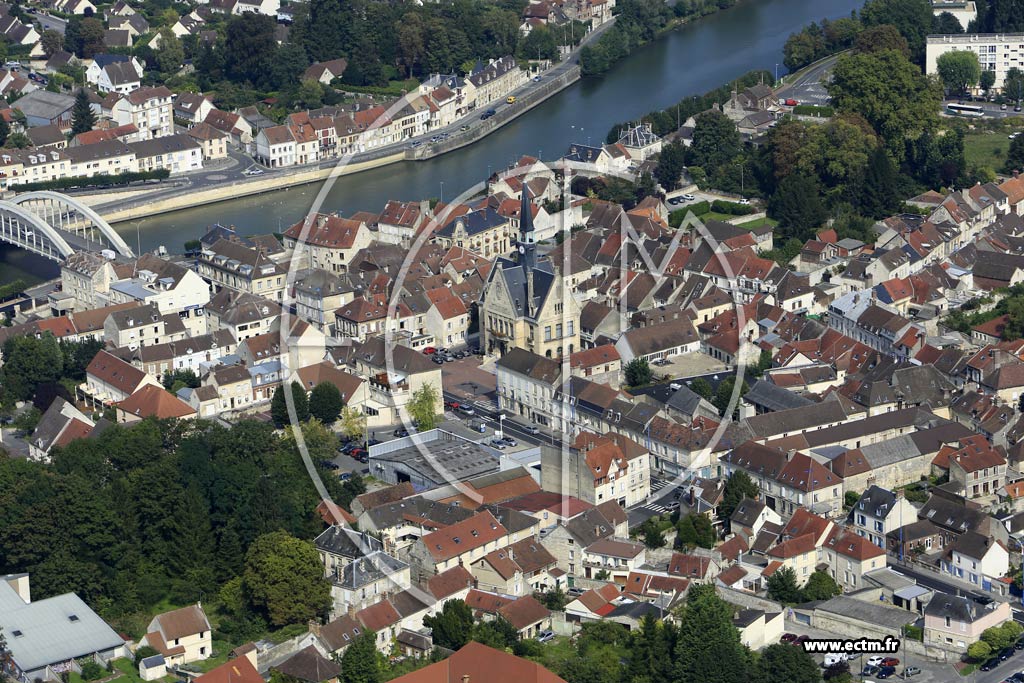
{"left": 711, "top": 199, "right": 756, "bottom": 215}
{"left": 79, "top": 661, "right": 105, "bottom": 681}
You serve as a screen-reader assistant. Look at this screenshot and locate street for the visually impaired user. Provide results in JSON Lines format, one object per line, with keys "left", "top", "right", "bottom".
{"left": 777, "top": 54, "right": 839, "bottom": 106}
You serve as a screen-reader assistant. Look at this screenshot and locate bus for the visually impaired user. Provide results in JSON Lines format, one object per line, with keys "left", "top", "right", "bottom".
{"left": 947, "top": 102, "right": 985, "bottom": 117}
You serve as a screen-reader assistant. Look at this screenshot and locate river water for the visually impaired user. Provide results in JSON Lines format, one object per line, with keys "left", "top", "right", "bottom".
{"left": 1, "top": 0, "right": 861, "bottom": 281}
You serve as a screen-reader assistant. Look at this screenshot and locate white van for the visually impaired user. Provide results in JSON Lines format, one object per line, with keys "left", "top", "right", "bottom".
{"left": 823, "top": 653, "right": 849, "bottom": 668}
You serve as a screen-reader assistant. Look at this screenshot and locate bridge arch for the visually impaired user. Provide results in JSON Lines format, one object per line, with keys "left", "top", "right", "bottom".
{"left": 0, "top": 199, "right": 76, "bottom": 260}
{"left": 10, "top": 191, "right": 135, "bottom": 257}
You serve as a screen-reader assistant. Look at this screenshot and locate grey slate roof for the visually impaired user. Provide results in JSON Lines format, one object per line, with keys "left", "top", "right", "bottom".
{"left": 813, "top": 595, "right": 916, "bottom": 630}
{"left": 743, "top": 380, "right": 814, "bottom": 412}
{"left": 0, "top": 581, "right": 125, "bottom": 672}
{"left": 923, "top": 592, "right": 987, "bottom": 624}
{"left": 847, "top": 485, "right": 897, "bottom": 525}
{"left": 338, "top": 550, "right": 408, "bottom": 589}
{"left": 314, "top": 526, "right": 383, "bottom": 560}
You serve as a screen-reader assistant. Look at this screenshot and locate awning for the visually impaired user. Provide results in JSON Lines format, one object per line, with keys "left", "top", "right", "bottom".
{"left": 893, "top": 585, "right": 930, "bottom": 600}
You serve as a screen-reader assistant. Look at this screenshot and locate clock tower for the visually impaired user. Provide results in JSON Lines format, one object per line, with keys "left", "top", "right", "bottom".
{"left": 518, "top": 185, "right": 537, "bottom": 271}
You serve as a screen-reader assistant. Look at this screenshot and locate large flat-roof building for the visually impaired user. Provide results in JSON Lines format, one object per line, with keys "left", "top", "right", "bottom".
{"left": 927, "top": 33, "right": 1024, "bottom": 95}
{"left": 368, "top": 429, "right": 501, "bottom": 491}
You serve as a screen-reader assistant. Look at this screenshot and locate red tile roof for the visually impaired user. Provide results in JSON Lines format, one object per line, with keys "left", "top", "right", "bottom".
{"left": 386, "top": 641, "right": 565, "bottom": 683}
{"left": 117, "top": 384, "right": 196, "bottom": 419}
{"left": 420, "top": 510, "right": 507, "bottom": 562}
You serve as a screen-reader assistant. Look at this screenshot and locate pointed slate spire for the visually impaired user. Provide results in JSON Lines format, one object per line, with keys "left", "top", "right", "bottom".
{"left": 519, "top": 184, "right": 536, "bottom": 271}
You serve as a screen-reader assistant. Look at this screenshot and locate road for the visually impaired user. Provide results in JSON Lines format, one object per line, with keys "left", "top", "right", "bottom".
{"left": 943, "top": 98, "right": 1024, "bottom": 119}
{"left": 777, "top": 54, "right": 839, "bottom": 106}
{"left": 29, "top": 10, "right": 67, "bottom": 35}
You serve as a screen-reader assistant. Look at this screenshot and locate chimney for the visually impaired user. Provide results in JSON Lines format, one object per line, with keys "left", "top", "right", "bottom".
{"left": 308, "top": 619, "right": 321, "bottom": 636}
{"left": 463, "top": 676, "right": 470, "bottom": 683}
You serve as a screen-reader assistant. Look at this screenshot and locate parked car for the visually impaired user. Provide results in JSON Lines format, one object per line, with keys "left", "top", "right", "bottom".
{"left": 866, "top": 657, "right": 885, "bottom": 667}
{"left": 566, "top": 587, "right": 585, "bottom": 597}
{"left": 901, "top": 667, "right": 921, "bottom": 678}
{"left": 862, "top": 665, "right": 880, "bottom": 676}
{"left": 667, "top": 196, "right": 684, "bottom": 205}
{"left": 792, "top": 635, "right": 810, "bottom": 646}
{"left": 780, "top": 633, "right": 798, "bottom": 644}
{"left": 664, "top": 500, "right": 681, "bottom": 511}
{"left": 876, "top": 667, "right": 896, "bottom": 680}
{"left": 784, "top": 98, "right": 798, "bottom": 106}
{"left": 1000, "top": 648, "right": 1015, "bottom": 661}
{"left": 1016, "top": 102, "right": 1022, "bottom": 112}
{"left": 681, "top": 193, "right": 696, "bottom": 201}
{"left": 1015, "top": 636, "right": 1024, "bottom": 651}
{"left": 500, "top": 436, "right": 518, "bottom": 447}
{"left": 524, "top": 424, "right": 541, "bottom": 435}
{"left": 320, "top": 459, "right": 339, "bottom": 470}
{"left": 880, "top": 658, "right": 899, "bottom": 668}
{"left": 422, "top": 346, "right": 436, "bottom": 354}
{"left": 339, "top": 472, "right": 352, "bottom": 481}
{"left": 243, "top": 168, "right": 264, "bottom": 176}
{"left": 536, "top": 630, "right": 555, "bottom": 642}
{"left": 350, "top": 448, "right": 368, "bottom": 462}
{"left": 445, "top": 400, "right": 461, "bottom": 410}
{"left": 458, "top": 405, "right": 476, "bottom": 416}
{"left": 460, "top": 125, "right": 470, "bottom": 131}
{"left": 394, "top": 428, "right": 410, "bottom": 438}
{"left": 433, "top": 357, "right": 445, "bottom": 364}
{"left": 489, "top": 438, "right": 507, "bottom": 449}
{"left": 981, "top": 659, "right": 1000, "bottom": 672}
{"left": 669, "top": 382, "right": 682, "bottom": 391}
{"left": 506, "top": 96, "right": 516, "bottom": 104}
{"left": 533, "top": 75, "right": 542, "bottom": 82}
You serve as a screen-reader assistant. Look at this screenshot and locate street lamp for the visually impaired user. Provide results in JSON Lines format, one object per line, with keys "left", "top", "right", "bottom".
{"left": 498, "top": 413, "right": 505, "bottom": 438}
{"left": 775, "top": 63, "right": 779, "bottom": 84}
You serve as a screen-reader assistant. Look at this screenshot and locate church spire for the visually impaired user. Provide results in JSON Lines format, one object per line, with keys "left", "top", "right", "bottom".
{"left": 518, "top": 184, "right": 536, "bottom": 271}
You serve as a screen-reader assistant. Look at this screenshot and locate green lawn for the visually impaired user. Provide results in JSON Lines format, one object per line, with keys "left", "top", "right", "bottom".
{"left": 735, "top": 216, "right": 778, "bottom": 229}
{"left": 964, "top": 131, "right": 1009, "bottom": 171}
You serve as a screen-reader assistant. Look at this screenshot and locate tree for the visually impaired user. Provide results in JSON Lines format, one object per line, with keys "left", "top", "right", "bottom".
{"left": 1004, "top": 67, "right": 1024, "bottom": 103}
{"left": 853, "top": 25, "right": 910, "bottom": 56}
{"left": 691, "top": 377, "right": 713, "bottom": 401}
{"left": 423, "top": 599, "right": 474, "bottom": 650}
{"left": 0, "top": 333, "right": 64, "bottom": 403}
{"left": 340, "top": 630, "right": 380, "bottom": 683}
{"left": 309, "top": 382, "right": 343, "bottom": 424}
{"left": 242, "top": 531, "right": 330, "bottom": 626}
{"left": 828, "top": 49, "right": 942, "bottom": 160}
{"left": 639, "top": 517, "right": 666, "bottom": 548}
{"left": 407, "top": 383, "right": 439, "bottom": 430}
{"left": 968, "top": 640, "right": 993, "bottom": 661}
{"left": 712, "top": 377, "right": 748, "bottom": 418}
{"left": 860, "top": 0, "right": 933, "bottom": 62}
{"left": 766, "top": 565, "right": 803, "bottom": 604}
{"left": 936, "top": 50, "right": 981, "bottom": 95}
{"left": 983, "top": 0, "right": 1024, "bottom": 32}
{"left": 224, "top": 13, "right": 278, "bottom": 87}
{"left": 339, "top": 405, "right": 366, "bottom": 442}
{"left": 783, "top": 25, "right": 826, "bottom": 71}
{"left": 981, "top": 69, "right": 996, "bottom": 94}
{"left": 860, "top": 146, "right": 904, "bottom": 219}
{"left": 719, "top": 470, "right": 759, "bottom": 522}
{"left": 64, "top": 16, "right": 105, "bottom": 58}
{"left": 674, "top": 584, "right": 753, "bottom": 683}
{"left": 677, "top": 513, "right": 715, "bottom": 549}
{"left": 802, "top": 570, "right": 842, "bottom": 601}
{"left": 768, "top": 173, "right": 828, "bottom": 240}
{"left": 162, "top": 369, "right": 200, "bottom": 393}
{"left": 624, "top": 358, "right": 653, "bottom": 387}
{"left": 517, "top": 23, "right": 558, "bottom": 61}
{"left": 472, "top": 616, "right": 519, "bottom": 649}
{"left": 6, "top": 132, "right": 31, "bottom": 149}
{"left": 655, "top": 141, "right": 687, "bottom": 191}
{"left": 154, "top": 29, "right": 185, "bottom": 74}
{"left": 981, "top": 621, "right": 1023, "bottom": 650}
{"left": 1005, "top": 134, "right": 1024, "bottom": 173}
{"left": 0, "top": 115, "right": 8, "bottom": 147}
{"left": 758, "top": 643, "right": 821, "bottom": 683}
{"left": 271, "top": 385, "right": 289, "bottom": 427}
{"left": 690, "top": 110, "right": 741, "bottom": 183}
{"left": 71, "top": 88, "right": 95, "bottom": 136}
{"left": 40, "top": 29, "right": 64, "bottom": 57}
{"left": 294, "top": 79, "right": 324, "bottom": 110}
{"left": 933, "top": 10, "right": 965, "bottom": 33}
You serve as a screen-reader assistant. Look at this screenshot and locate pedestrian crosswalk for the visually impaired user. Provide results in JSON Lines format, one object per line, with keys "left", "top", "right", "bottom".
{"left": 642, "top": 502, "right": 671, "bottom": 514}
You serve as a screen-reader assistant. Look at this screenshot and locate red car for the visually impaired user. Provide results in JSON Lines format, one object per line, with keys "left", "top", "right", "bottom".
{"left": 445, "top": 400, "right": 461, "bottom": 410}
{"left": 880, "top": 658, "right": 900, "bottom": 668}
{"left": 784, "top": 98, "right": 798, "bottom": 106}
{"left": 422, "top": 346, "right": 436, "bottom": 355}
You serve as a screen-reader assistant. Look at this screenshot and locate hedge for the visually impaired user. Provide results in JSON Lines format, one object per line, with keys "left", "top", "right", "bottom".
{"left": 668, "top": 200, "right": 711, "bottom": 228}
{"left": 10, "top": 168, "right": 170, "bottom": 192}
{"left": 793, "top": 104, "right": 834, "bottom": 117}
{"left": 711, "top": 199, "right": 756, "bottom": 215}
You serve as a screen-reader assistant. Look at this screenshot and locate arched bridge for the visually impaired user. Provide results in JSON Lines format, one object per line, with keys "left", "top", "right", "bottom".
{"left": 0, "top": 191, "right": 135, "bottom": 262}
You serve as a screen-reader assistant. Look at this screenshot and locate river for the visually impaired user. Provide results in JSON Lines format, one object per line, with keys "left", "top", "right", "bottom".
{"left": 0, "top": 0, "right": 861, "bottom": 281}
